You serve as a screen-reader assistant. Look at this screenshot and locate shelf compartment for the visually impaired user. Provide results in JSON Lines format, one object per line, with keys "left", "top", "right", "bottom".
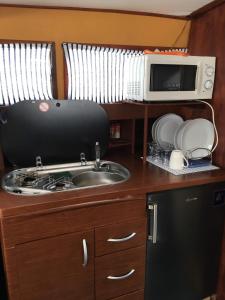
{"left": 109, "top": 139, "right": 132, "bottom": 149}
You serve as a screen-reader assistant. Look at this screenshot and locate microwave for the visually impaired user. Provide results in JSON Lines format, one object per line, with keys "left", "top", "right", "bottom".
{"left": 125, "top": 54, "right": 216, "bottom": 101}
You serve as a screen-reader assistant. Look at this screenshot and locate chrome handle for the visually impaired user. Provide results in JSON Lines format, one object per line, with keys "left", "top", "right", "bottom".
{"left": 148, "top": 204, "right": 158, "bottom": 244}
{"left": 107, "top": 232, "right": 136, "bottom": 243}
{"left": 107, "top": 269, "right": 135, "bottom": 280}
{"left": 82, "top": 239, "right": 88, "bottom": 267}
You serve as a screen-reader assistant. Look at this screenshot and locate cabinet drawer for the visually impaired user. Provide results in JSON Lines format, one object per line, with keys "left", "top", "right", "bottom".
{"left": 95, "top": 219, "right": 146, "bottom": 256}
{"left": 112, "top": 289, "right": 144, "bottom": 300}
{"left": 95, "top": 246, "right": 145, "bottom": 300}
{"left": 2, "top": 197, "right": 146, "bottom": 247}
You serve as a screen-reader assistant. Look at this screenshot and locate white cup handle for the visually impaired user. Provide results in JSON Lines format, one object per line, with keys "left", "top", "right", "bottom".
{"left": 183, "top": 155, "right": 189, "bottom": 168}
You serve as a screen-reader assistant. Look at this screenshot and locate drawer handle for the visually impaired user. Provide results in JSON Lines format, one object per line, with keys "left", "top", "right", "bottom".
{"left": 107, "top": 269, "right": 135, "bottom": 280}
{"left": 107, "top": 232, "right": 136, "bottom": 243}
{"left": 82, "top": 239, "right": 88, "bottom": 267}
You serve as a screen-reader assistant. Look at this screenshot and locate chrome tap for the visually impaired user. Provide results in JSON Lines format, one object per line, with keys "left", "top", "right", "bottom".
{"left": 80, "top": 153, "right": 87, "bottom": 166}
{"left": 94, "top": 142, "right": 101, "bottom": 171}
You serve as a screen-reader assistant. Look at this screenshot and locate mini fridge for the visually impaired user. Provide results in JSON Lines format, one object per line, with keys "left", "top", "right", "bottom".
{"left": 145, "top": 182, "right": 225, "bottom": 300}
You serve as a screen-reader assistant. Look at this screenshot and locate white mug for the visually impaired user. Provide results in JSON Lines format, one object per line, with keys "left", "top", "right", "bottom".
{"left": 169, "top": 150, "right": 189, "bottom": 170}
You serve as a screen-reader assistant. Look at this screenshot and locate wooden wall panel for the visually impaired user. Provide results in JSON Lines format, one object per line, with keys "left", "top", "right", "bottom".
{"left": 189, "top": 4, "right": 225, "bottom": 299}
{"left": 189, "top": 4, "right": 225, "bottom": 168}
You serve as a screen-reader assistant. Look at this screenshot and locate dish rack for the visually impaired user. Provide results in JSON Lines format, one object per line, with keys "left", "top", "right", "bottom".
{"left": 146, "top": 155, "right": 219, "bottom": 176}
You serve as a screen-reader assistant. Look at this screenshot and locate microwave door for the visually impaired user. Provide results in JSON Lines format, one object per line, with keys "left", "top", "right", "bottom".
{"left": 145, "top": 65, "right": 195, "bottom": 101}
{"left": 153, "top": 64, "right": 196, "bottom": 96}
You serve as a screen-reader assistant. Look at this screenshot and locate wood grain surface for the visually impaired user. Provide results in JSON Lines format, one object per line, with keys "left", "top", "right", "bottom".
{"left": 189, "top": 4, "right": 225, "bottom": 299}
{"left": 95, "top": 246, "right": 145, "bottom": 299}
{"left": 1, "top": 197, "right": 146, "bottom": 248}
{"left": 6, "top": 231, "right": 94, "bottom": 300}
{"left": 95, "top": 218, "right": 146, "bottom": 256}
{"left": 0, "top": 152, "right": 225, "bottom": 299}
{"left": 112, "top": 290, "right": 144, "bottom": 300}
{"left": 0, "top": 153, "right": 225, "bottom": 218}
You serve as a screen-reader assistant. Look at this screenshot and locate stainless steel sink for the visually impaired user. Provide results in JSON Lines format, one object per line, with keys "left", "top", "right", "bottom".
{"left": 2, "top": 160, "right": 130, "bottom": 195}
{"left": 72, "top": 162, "right": 130, "bottom": 188}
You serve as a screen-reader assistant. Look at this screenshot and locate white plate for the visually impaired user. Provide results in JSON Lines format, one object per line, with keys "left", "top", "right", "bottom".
{"left": 174, "top": 120, "right": 191, "bottom": 149}
{"left": 155, "top": 114, "right": 183, "bottom": 149}
{"left": 152, "top": 113, "right": 176, "bottom": 142}
{"left": 180, "top": 118, "right": 214, "bottom": 158}
{"left": 151, "top": 115, "right": 162, "bottom": 142}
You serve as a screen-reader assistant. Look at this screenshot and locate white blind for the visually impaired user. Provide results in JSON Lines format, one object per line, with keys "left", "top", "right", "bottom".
{"left": 63, "top": 43, "right": 143, "bottom": 103}
{"left": 0, "top": 43, "right": 54, "bottom": 106}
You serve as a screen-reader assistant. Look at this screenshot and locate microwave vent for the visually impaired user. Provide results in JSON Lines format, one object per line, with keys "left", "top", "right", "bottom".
{"left": 127, "top": 82, "right": 141, "bottom": 96}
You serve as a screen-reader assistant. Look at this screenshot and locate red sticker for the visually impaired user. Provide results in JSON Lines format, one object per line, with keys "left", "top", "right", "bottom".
{"left": 39, "top": 102, "right": 50, "bottom": 112}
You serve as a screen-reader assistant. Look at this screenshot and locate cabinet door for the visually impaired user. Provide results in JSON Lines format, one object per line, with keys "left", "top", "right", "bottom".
{"left": 95, "top": 246, "right": 145, "bottom": 300}
{"left": 95, "top": 219, "right": 146, "bottom": 256}
{"left": 112, "top": 290, "right": 144, "bottom": 300}
{"left": 12, "top": 230, "right": 94, "bottom": 300}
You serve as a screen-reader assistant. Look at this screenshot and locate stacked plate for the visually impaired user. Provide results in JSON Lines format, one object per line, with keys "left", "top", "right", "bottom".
{"left": 174, "top": 118, "right": 214, "bottom": 159}
{"left": 152, "top": 114, "right": 184, "bottom": 149}
{"left": 152, "top": 115, "right": 215, "bottom": 159}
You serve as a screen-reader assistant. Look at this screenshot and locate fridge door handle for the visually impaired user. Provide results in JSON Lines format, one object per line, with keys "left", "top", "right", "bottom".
{"left": 148, "top": 204, "right": 158, "bottom": 244}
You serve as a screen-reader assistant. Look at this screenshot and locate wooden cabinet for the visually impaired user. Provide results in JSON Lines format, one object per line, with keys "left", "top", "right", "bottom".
{"left": 10, "top": 231, "right": 94, "bottom": 300}
{"left": 1, "top": 196, "right": 147, "bottom": 300}
{"left": 95, "top": 246, "right": 145, "bottom": 300}
{"left": 95, "top": 219, "right": 146, "bottom": 299}
{"left": 109, "top": 120, "right": 135, "bottom": 153}
{"left": 95, "top": 219, "right": 146, "bottom": 256}
{"left": 112, "top": 290, "right": 144, "bottom": 299}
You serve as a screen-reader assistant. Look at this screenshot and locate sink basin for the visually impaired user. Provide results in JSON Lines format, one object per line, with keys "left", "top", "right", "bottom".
{"left": 73, "top": 171, "right": 125, "bottom": 187}
{"left": 2, "top": 160, "right": 130, "bottom": 195}
{"left": 72, "top": 161, "right": 130, "bottom": 188}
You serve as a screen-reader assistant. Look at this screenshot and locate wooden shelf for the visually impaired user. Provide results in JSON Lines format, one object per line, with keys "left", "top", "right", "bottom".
{"left": 101, "top": 101, "right": 209, "bottom": 164}
{"left": 109, "top": 139, "right": 132, "bottom": 149}
{"left": 101, "top": 101, "right": 206, "bottom": 120}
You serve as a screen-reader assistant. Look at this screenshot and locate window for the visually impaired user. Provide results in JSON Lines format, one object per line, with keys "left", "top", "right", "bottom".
{"left": 63, "top": 43, "right": 142, "bottom": 103}
{"left": 0, "top": 42, "right": 54, "bottom": 106}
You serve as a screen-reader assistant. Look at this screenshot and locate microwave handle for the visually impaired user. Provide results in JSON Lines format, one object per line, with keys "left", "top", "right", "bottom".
{"left": 148, "top": 203, "right": 158, "bottom": 244}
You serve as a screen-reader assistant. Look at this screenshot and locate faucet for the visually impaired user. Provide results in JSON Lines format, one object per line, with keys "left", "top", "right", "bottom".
{"left": 94, "top": 142, "right": 101, "bottom": 171}
{"left": 80, "top": 153, "right": 87, "bottom": 166}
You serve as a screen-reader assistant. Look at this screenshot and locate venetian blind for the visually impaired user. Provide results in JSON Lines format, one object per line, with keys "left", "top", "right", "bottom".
{"left": 0, "top": 43, "right": 54, "bottom": 106}
{"left": 63, "top": 43, "right": 143, "bottom": 103}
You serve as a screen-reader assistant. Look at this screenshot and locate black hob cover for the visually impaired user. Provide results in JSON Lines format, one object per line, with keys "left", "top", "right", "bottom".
{"left": 0, "top": 100, "right": 109, "bottom": 167}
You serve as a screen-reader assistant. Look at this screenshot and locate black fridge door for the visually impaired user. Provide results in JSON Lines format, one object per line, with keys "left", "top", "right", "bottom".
{"left": 145, "top": 183, "right": 225, "bottom": 300}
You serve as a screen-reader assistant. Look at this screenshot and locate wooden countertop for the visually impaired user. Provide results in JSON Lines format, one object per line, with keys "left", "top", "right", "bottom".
{"left": 0, "top": 153, "right": 225, "bottom": 218}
